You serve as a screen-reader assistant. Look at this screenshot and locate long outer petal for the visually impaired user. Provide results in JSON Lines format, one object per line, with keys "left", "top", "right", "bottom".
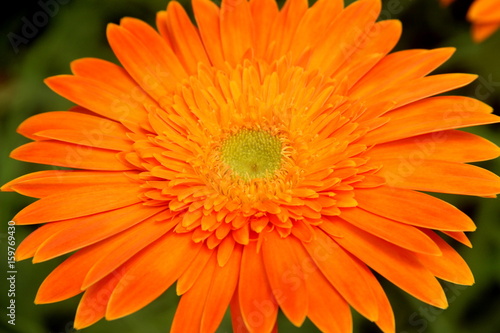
{"left": 33, "top": 205, "right": 166, "bottom": 263}
{"left": 416, "top": 230, "right": 474, "bottom": 285}
{"left": 376, "top": 159, "right": 500, "bottom": 196}
{"left": 13, "top": 183, "right": 143, "bottom": 224}
{"left": 339, "top": 208, "right": 442, "bottom": 255}
{"left": 327, "top": 219, "right": 448, "bottom": 309}
{"left": 262, "top": 231, "right": 308, "bottom": 326}
{"left": 74, "top": 271, "right": 123, "bottom": 329}
{"left": 354, "top": 186, "right": 476, "bottom": 231}
{"left": 10, "top": 141, "right": 134, "bottom": 171}
{"left": 239, "top": 241, "right": 279, "bottom": 333}
{"left": 192, "top": 0, "right": 225, "bottom": 68}
{"left": 4, "top": 170, "right": 134, "bottom": 198}
{"left": 365, "top": 130, "right": 500, "bottom": 163}
{"left": 106, "top": 232, "right": 202, "bottom": 320}
{"left": 303, "top": 227, "right": 379, "bottom": 322}
{"left": 305, "top": 258, "right": 352, "bottom": 333}
{"left": 201, "top": 245, "right": 243, "bottom": 332}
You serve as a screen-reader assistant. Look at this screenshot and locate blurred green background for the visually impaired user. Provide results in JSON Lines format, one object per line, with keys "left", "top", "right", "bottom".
{"left": 1, "top": 0, "right": 499, "bottom": 332}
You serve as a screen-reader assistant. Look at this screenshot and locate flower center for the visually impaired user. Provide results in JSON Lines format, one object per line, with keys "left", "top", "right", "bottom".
{"left": 221, "top": 129, "right": 283, "bottom": 180}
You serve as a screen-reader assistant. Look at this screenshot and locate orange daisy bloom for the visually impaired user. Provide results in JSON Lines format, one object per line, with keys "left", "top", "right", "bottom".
{"left": 441, "top": 0, "right": 500, "bottom": 41}
{"left": 3, "top": 0, "right": 500, "bottom": 332}
{"left": 468, "top": 0, "right": 500, "bottom": 41}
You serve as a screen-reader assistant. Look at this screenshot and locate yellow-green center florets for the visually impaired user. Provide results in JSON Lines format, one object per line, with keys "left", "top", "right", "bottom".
{"left": 221, "top": 130, "right": 283, "bottom": 180}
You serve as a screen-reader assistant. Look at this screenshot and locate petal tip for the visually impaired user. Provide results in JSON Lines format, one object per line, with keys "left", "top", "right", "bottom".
{"left": 43, "top": 75, "right": 73, "bottom": 92}
{"left": 34, "top": 291, "right": 50, "bottom": 305}
{"left": 105, "top": 23, "right": 121, "bottom": 39}
{"left": 439, "top": 46, "right": 456, "bottom": 56}
{"left": 15, "top": 250, "right": 32, "bottom": 262}
{"left": 434, "top": 296, "right": 449, "bottom": 310}
{"left": 0, "top": 182, "right": 13, "bottom": 192}
{"left": 72, "top": 321, "right": 84, "bottom": 331}
{"left": 104, "top": 309, "right": 123, "bottom": 321}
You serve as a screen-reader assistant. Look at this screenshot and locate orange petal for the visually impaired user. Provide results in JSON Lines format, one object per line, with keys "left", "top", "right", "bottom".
{"left": 269, "top": 0, "right": 308, "bottom": 58}
{"left": 106, "top": 20, "right": 186, "bottom": 104}
{"left": 156, "top": 10, "right": 174, "bottom": 47}
{"left": 308, "top": 0, "right": 380, "bottom": 75}
{"left": 370, "top": 269, "right": 395, "bottom": 333}
{"left": 303, "top": 227, "right": 379, "bottom": 322}
{"left": 106, "top": 232, "right": 202, "bottom": 320}
{"left": 33, "top": 205, "right": 166, "bottom": 263}
{"left": 192, "top": 0, "right": 225, "bottom": 68}
{"left": 70, "top": 57, "right": 159, "bottom": 127}
{"left": 365, "top": 74, "right": 477, "bottom": 109}
{"left": 10, "top": 141, "right": 134, "bottom": 171}
{"left": 17, "top": 111, "right": 130, "bottom": 141}
{"left": 34, "top": 128, "right": 131, "bottom": 151}
{"left": 340, "top": 208, "right": 441, "bottom": 255}
{"left": 352, "top": 48, "right": 455, "bottom": 97}
{"left": 13, "top": 183, "right": 143, "bottom": 225}
{"left": 119, "top": 16, "right": 188, "bottom": 80}
{"left": 176, "top": 245, "right": 214, "bottom": 295}
{"left": 305, "top": 258, "right": 352, "bottom": 333}
{"left": 361, "top": 96, "right": 499, "bottom": 145}
{"left": 230, "top": 291, "right": 251, "bottom": 333}
{"left": 314, "top": 226, "right": 395, "bottom": 332}
{"left": 239, "top": 241, "right": 279, "bottom": 333}
{"left": 471, "top": 22, "right": 500, "bottom": 42}
{"left": 74, "top": 271, "right": 122, "bottom": 329}
{"left": 468, "top": 0, "right": 500, "bottom": 22}
{"left": 249, "top": 0, "right": 279, "bottom": 59}
{"left": 35, "top": 245, "right": 104, "bottom": 303}
{"left": 44, "top": 75, "right": 149, "bottom": 132}
{"left": 336, "top": 20, "right": 402, "bottom": 89}
{"left": 15, "top": 222, "right": 65, "bottom": 261}
{"left": 442, "top": 231, "right": 472, "bottom": 248}
{"left": 366, "top": 129, "right": 500, "bottom": 163}
{"left": 354, "top": 186, "right": 476, "bottom": 231}
{"left": 290, "top": 0, "right": 343, "bottom": 60}
{"left": 71, "top": 57, "right": 151, "bottom": 99}
{"left": 328, "top": 219, "right": 448, "bottom": 308}
{"left": 230, "top": 291, "right": 279, "bottom": 333}
{"left": 4, "top": 170, "right": 134, "bottom": 198}
{"left": 416, "top": 230, "right": 474, "bottom": 285}
{"left": 262, "top": 231, "right": 308, "bottom": 326}
{"left": 201, "top": 245, "right": 242, "bottom": 332}
{"left": 377, "top": 159, "right": 500, "bottom": 196}
{"left": 232, "top": 223, "right": 250, "bottom": 245}
{"left": 220, "top": 0, "right": 253, "bottom": 65}
{"left": 170, "top": 252, "right": 216, "bottom": 333}
{"left": 217, "top": 235, "right": 236, "bottom": 266}
{"left": 81, "top": 212, "right": 177, "bottom": 288}
{"left": 165, "top": 1, "right": 210, "bottom": 74}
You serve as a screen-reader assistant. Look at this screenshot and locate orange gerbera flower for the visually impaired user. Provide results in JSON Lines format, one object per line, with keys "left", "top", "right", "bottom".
{"left": 442, "top": 0, "right": 500, "bottom": 41}
{"left": 3, "top": 0, "right": 500, "bottom": 332}
{"left": 468, "top": 0, "right": 500, "bottom": 41}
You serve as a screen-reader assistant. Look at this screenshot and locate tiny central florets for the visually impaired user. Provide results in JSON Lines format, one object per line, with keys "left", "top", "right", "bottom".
{"left": 221, "top": 129, "right": 283, "bottom": 180}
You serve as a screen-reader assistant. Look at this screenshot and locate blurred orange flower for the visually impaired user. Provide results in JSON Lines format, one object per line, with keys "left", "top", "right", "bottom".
{"left": 442, "top": 0, "right": 500, "bottom": 41}
{"left": 3, "top": 0, "right": 500, "bottom": 332}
